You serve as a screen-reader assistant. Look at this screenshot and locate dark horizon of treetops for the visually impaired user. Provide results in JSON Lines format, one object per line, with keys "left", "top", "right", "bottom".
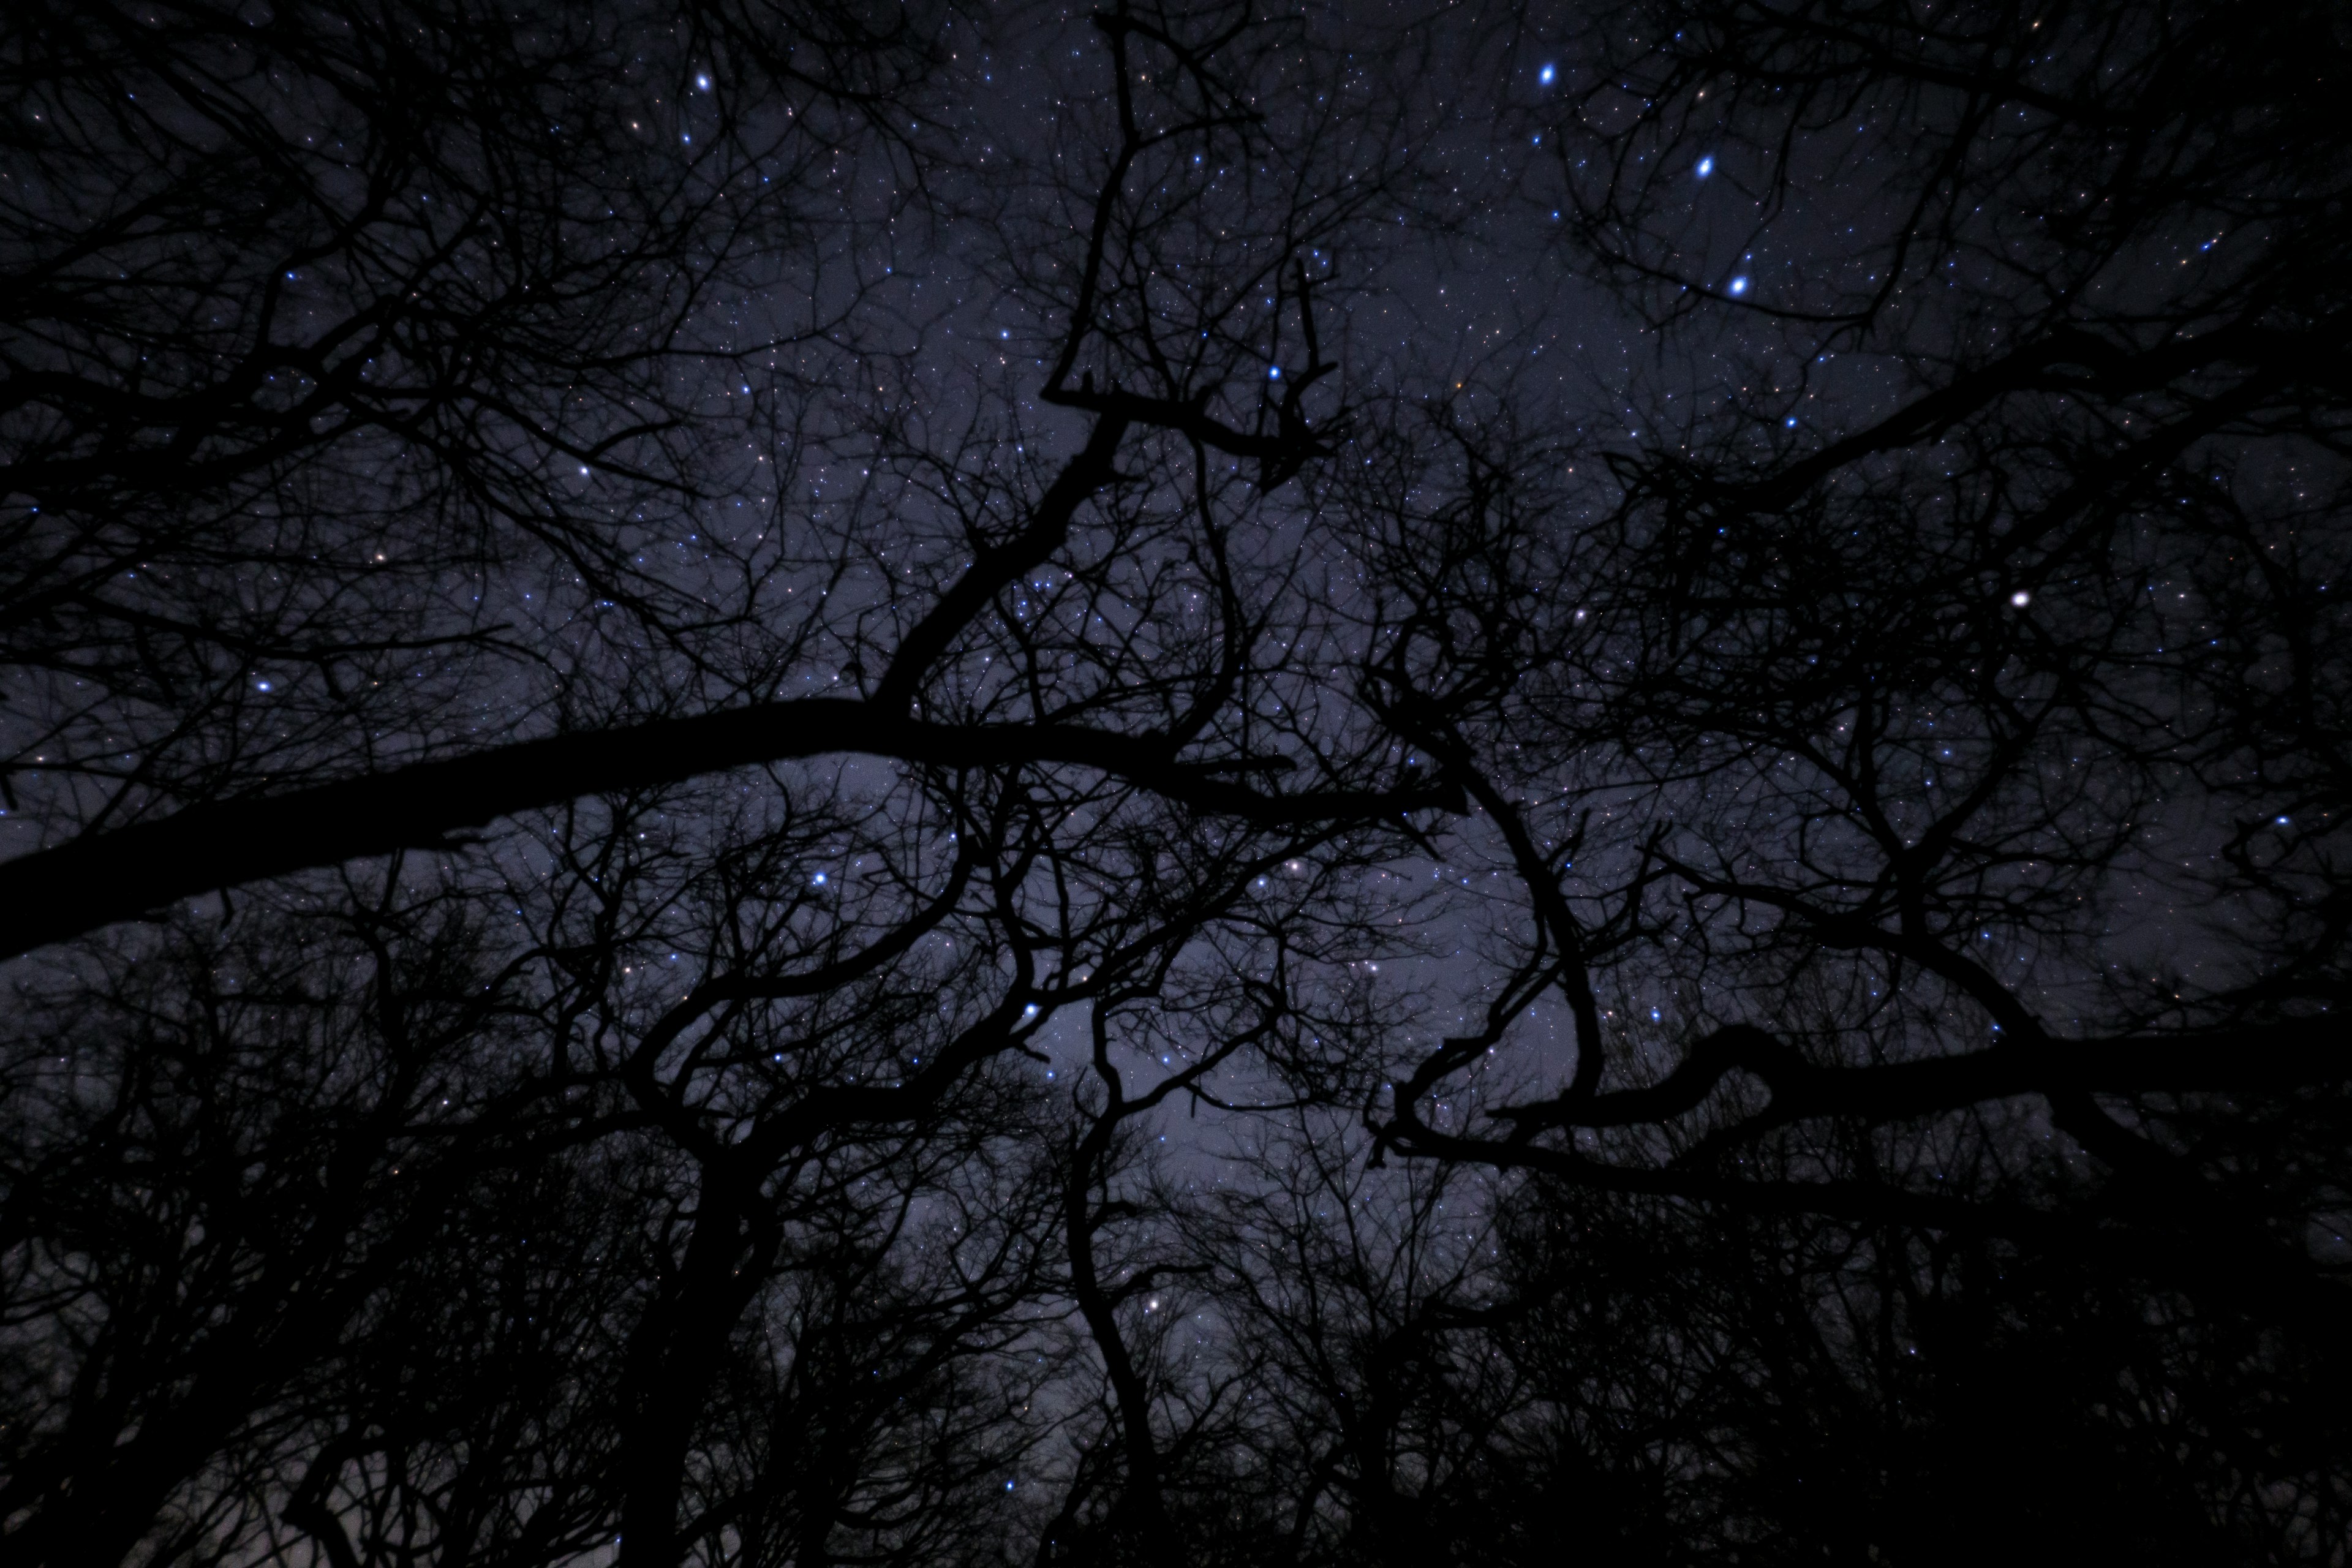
{"left": 1, "top": 1, "right": 2347, "bottom": 1564}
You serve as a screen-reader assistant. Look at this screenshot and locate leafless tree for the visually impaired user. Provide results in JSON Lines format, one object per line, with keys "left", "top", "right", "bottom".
{"left": 2, "top": 3, "right": 1458, "bottom": 1566}
{"left": 1373, "top": 0, "right": 2352, "bottom": 1300}
{"left": 4, "top": 2, "right": 2347, "bottom": 1565}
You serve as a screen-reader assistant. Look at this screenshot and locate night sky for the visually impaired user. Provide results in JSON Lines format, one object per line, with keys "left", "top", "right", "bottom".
{"left": 3, "top": 2, "right": 2346, "bottom": 1562}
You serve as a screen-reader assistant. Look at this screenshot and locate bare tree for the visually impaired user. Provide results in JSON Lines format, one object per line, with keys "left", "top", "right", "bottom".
{"left": 4, "top": 2, "right": 2347, "bottom": 1566}
{"left": 2, "top": 4, "right": 1457, "bottom": 1566}
{"left": 1371, "top": 0, "right": 2352, "bottom": 1297}
{"left": 0, "top": 0, "right": 940, "bottom": 884}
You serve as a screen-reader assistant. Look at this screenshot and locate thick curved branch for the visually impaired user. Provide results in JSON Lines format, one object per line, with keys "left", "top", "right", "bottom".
{"left": 0, "top": 701, "right": 1457, "bottom": 959}
{"left": 874, "top": 412, "right": 1129, "bottom": 712}
{"left": 1660, "top": 317, "right": 2350, "bottom": 521}
{"left": 1489, "top": 1018, "right": 2346, "bottom": 1140}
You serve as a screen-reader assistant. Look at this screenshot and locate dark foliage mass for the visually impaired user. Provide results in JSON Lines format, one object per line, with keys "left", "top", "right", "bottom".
{"left": 1, "top": 1, "right": 2346, "bottom": 1564}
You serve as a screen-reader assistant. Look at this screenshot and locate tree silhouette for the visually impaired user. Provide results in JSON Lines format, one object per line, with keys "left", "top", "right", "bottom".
{"left": 2, "top": 2, "right": 2346, "bottom": 1566}
{"left": 1374, "top": 0, "right": 2352, "bottom": 1280}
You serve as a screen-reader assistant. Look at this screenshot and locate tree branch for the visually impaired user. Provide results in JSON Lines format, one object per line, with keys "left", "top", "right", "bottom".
{"left": 0, "top": 701, "right": 1457, "bottom": 958}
